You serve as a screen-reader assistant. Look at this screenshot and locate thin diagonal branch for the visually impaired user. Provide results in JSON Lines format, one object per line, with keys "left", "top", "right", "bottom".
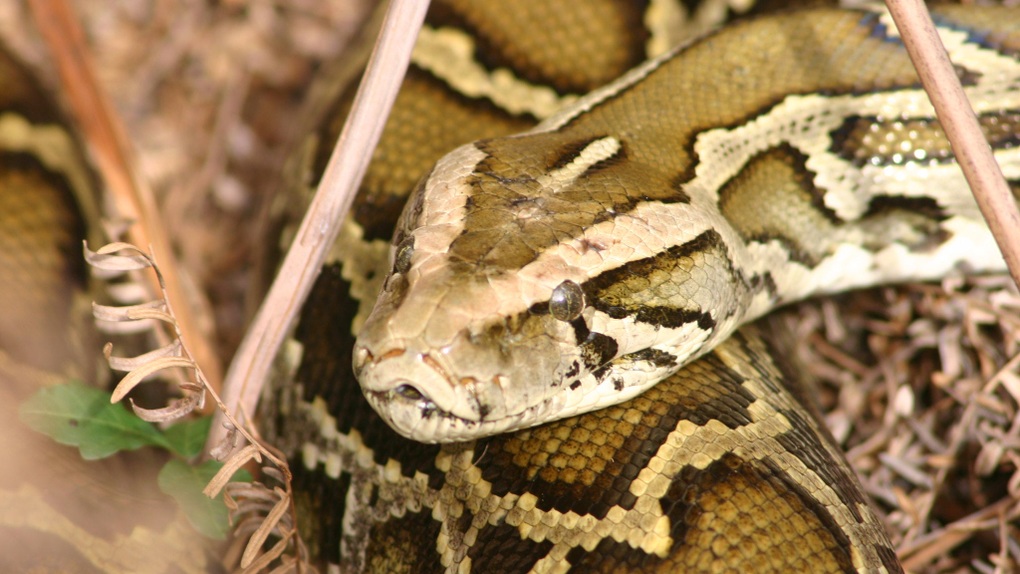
{"left": 27, "top": 0, "right": 224, "bottom": 391}
{"left": 207, "top": 0, "right": 432, "bottom": 452}
{"left": 886, "top": 0, "right": 1020, "bottom": 289}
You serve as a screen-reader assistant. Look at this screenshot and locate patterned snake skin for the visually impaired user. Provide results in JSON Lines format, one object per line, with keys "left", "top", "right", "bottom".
{"left": 263, "top": 1, "right": 1020, "bottom": 571}
{"left": 1, "top": 1, "right": 1017, "bottom": 572}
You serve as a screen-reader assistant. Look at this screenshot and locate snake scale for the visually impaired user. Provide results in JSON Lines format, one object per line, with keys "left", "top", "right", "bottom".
{"left": 0, "top": 0, "right": 1018, "bottom": 572}
{"left": 258, "top": 0, "right": 1020, "bottom": 572}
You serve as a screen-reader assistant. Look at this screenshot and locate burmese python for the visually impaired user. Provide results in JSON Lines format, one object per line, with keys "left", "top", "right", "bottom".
{"left": 1, "top": 0, "right": 1018, "bottom": 572}
{"left": 352, "top": 3, "right": 1020, "bottom": 442}
{"left": 263, "top": 1, "right": 1020, "bottom": 572}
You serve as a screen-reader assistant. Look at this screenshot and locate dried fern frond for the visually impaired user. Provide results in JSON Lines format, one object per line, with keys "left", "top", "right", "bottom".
{"left": 222, "top": 457, "right": 311, "bottom": 573}
{"left": 85, "top": 240, "right": 313, "bottom": 572}
{"left": 85, "top": 241, "right": 206, "bottom": 423}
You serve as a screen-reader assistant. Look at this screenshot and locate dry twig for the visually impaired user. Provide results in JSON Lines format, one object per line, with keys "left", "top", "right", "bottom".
{"left": 26, "top": 0, "right": 224, "bottom": 392}
{"left": 208, "top": 0, "right": 431, "bottom": 451}
{"left": 885, "top": 0, "right": 1020, "bottom": 289}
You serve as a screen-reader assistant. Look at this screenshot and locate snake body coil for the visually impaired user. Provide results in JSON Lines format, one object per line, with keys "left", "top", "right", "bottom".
{"left": 264, "top": 1, "right": 1020, "bottom": 571}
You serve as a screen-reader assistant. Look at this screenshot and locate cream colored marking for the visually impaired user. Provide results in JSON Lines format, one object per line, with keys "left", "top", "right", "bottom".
{"left": 876, "top": 4, "right": 900, "bottom": 39}
{"left": 413, "top": 26, "right": 577, "bottom": 120}
{"left": 633, "top": 381, "right": 891, "bottom": 568}
{"left": 691, "top": 0, "right": 756, "bottom": 31}
{"left": 410, "top": 143, "right": 487, "bottom": 281}
{"left": 331, "top": 217, "right": 391, "bottom": 332}
{"left": 530, "top": 552, "right": 572, "bottom": 574}
{"left": 436, "top": 441, "right": 680, "bottom": 557}
{"left": 535, "top": 136, "right": 621, "bottom": 193}
{"left": 435, "top": 440, "right": 684, "bottom": 560}
{"left": 302, "top": 397, "right": 441, "bottom": 569}
{"left": 645, "top": 0, "right": 687, "bottom": 57}
{"left": 0, "top": 485, "right": 209, "bottom": 573}
{"left": 0, "top": 113, "right": 99, "bottom": 233}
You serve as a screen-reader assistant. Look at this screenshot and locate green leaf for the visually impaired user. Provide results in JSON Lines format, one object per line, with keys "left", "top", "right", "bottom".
{"left": 163, "top": 416, "right": 212, "bottom": 458}
{"left": 19, "top": 380, "right": 171, "bottom": 459}
{"left": 158, "top": 459, "right": 251, "bottom": 539}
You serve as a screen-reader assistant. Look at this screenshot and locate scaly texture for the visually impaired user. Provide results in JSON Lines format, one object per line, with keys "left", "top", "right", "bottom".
{"left": 354, "top": 5, "right": 1020, "bottom": 442}
{"left": 257, "top": 1, "right": 1015, "bottom": 571}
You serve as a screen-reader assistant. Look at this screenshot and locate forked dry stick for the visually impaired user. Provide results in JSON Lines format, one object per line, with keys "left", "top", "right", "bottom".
{"left": 207, "top": 0, "right": 432, "bottom": 452}
{"left": 886, "top": 0, "right": 1020, "bottom": 289}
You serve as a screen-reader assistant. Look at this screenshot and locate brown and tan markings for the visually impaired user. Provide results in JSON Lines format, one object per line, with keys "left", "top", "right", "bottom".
{"left": 275, "top": 328, "right": 901, "bottom": 572}
{"left": 261, "top": 0, "right": 1020, "bottom": 572}
{"left": 352, "top": 5, "right": 1020, "bottom": 443}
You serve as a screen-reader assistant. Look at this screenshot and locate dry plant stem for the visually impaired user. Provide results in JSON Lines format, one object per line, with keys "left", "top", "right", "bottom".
{"left": 89, "top": 243, "right": 309, "bottom": 567}
{"left": 207, "top": 0, "right": 432, "bottom": 452}
{"left": 91, "top": 243, "right": 281, "bottom": 466}
{"left": 898, "top": 496, "right": 1020, "bottom": 570}
{"left": 885, "top": 0, "right": 1020, "bottom": 289}
{"left": 26, "top": 0, "right": 224, "bottom": 391}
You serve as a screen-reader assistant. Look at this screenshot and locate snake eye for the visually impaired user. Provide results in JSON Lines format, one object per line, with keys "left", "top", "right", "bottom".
{"left": 549, "top": 280, "right": 585, "bottom": 322}
{"left": 394, "top": 236, "right": 415, "bottom": 274}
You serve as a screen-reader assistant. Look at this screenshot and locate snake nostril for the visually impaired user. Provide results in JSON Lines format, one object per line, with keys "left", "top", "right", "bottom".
{"left": 353, "top": 346, "right": 371, "bottom": 371}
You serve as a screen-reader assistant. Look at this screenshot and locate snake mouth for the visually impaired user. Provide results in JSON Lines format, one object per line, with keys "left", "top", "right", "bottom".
{"left": 364, "top": 386, "right": 462, "bottom": 442}
{"left": 355, "top": 346, "right": 541, "bottom": 441}
{"left": 364, "top": 385, "right": 543, "bottom": 443}
{"left": 354, "top": 345, "right": 493, "bottom": 432}
{"left": 384, "top": 380, "right": 442, "bottom": 420}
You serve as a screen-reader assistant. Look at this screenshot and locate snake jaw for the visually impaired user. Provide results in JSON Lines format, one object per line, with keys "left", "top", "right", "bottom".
{"left": 353, "top": 313, "right": 582, "bottom": 441}
{"left": 354, "top": 343, "right": 505, "bottom": 441}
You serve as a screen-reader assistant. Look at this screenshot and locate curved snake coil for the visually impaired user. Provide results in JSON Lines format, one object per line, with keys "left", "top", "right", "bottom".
{"left": 353, "top": 5, "right": 1020, "bottom": 443}
{"left": 0, "top": 41, "right": 219, "bottom": 571}
{"left": 261, "top": 1, "right": 1020, "bottom": 571}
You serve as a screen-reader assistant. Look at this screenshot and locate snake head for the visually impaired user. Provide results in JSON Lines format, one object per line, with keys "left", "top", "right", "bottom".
{"left": 354, "top": 135, "right": 748, "bottom": 442}
{"left": 353, "top": 260, "right": 587, "bottom": 442}
{"left": 352, "top": 143, "right": 599, "bottom": 442}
